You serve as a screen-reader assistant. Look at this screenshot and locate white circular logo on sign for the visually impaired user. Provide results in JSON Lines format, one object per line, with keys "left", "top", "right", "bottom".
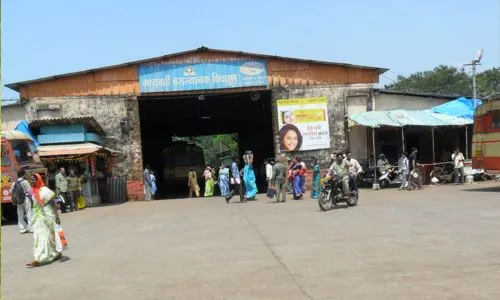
{"left": 240, "top": 61, "right": 265, "bottom": 76}
{"left": 3, "top": 190, "right": 9, "bottom": 196}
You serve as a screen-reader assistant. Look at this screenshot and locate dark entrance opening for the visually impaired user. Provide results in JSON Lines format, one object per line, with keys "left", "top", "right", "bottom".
{"left": 138, "top": 90, "right": 275, "bottom": 199}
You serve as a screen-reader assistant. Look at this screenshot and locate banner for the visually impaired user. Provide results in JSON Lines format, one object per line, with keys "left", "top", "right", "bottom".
{"left": 138, "top": 60, "right": 268, "bottom": 93}
{"left": 276, "top": 97, "right": 331, "bottom": 151}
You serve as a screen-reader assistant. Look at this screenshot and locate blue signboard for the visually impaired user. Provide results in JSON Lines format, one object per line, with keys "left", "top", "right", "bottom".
{"left": 138, "top": 60, "right": 268, "bottom": 93}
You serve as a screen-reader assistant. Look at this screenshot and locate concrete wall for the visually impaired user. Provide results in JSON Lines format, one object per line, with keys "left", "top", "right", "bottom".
{"left": 23, "top": 96, "right": 144, "bottom": 186}
{"left": 1, "top": 104, "right": 27, "bottom": 130}
{"left": 271, "top": 84, "right": 372, "bottom": 167}
{"left": 375, "top": 93, "right": 450, "bottom": 111}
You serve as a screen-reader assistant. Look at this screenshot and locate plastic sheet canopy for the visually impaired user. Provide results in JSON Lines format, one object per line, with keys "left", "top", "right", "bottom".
{"left": 349, "top": 109, "right": 472, "bottom": 128}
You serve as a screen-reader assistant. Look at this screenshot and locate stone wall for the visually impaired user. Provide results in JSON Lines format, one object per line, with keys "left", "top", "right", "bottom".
{"left": 24, "top": 96, "right": 144, "bottom": 182}
{"left": 271, "top": 84, "right": 372, "bottom": 168}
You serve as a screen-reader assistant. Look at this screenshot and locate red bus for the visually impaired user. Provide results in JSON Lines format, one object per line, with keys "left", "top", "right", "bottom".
{"left": 472, "top": 98, "right": 500, "bottom": 175}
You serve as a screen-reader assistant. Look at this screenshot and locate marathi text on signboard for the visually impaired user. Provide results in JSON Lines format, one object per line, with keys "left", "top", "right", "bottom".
{"left": 138, "top": 60, "right": 268, "bottom": 93}
{"left": 276, "top": 97, "right": 331, "bottom": 152}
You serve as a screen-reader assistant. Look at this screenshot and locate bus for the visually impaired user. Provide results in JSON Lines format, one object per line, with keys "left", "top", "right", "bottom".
{"left": 1, "top": 130, "right": 47, "bottom": 220}
{"left": 472, "top": 98, "right": 500, "bottom": 175}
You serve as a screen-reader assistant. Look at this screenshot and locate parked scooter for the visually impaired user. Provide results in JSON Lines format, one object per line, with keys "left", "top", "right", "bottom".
{"left": 379, "top": 166, "right": 401, "bottom": 189}
{"left": 318, "top": 175, "right": 358, "bottom": 211}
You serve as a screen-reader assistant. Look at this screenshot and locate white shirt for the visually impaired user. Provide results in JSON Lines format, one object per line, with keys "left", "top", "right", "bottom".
{"left": 266, "top": 163, "right": 273, "bottom": 180}
{"left": 451, "top": 152, "right": 465, "bottom": 168}
{"left": 344, "top": 158, "right": 362, "bottom": 176}
{"left": 398, "top": 157, "right": 409, "bottom": 171}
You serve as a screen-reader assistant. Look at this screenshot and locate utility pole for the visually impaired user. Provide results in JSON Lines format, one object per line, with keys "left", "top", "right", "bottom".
{"left": 462, "top": 49, "right": 483, "bottom": 108}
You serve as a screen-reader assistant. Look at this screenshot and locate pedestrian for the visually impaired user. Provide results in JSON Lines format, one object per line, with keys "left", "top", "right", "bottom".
{"left": 265, "top": 159, "right": 274, "bottom": 183}
{"left": 398, "top": 152, "right": 409, "bottom": 190}
{"left": 26, "top": 173, "right": 63, "bottom": 268}
{"left": 218, "top": 164, "right": 230, "bottom": 198}
{"left": 271, "top": 156, "right": 288, "bottom": 202}
{"left": 66, "top": 170, "right": 80, "bottom": 211}
{"left": 143, "top": 165, "right": 153, "bottom": 201}
{"left": 188, "top": 168, "right": 200, "bottom": 198}
{"left": 452, "top": 148, "right": 465, "bottom": 185}
{"left": 243, "top": 151, "right": 257, "bottom": 200}
{"left": 297, "top": 157, "right": 306, "bottom": 194}
{"left": 328, "top": 153, "right": 350, "bottom": 196}
{"left": 408, "top": 147, "right": 422, "bottom": 190}
{"left": 10, "top": 169, "right": 33, "bottom": 234}
{"left": 291, "top": 158, "right": 304, "bottom": 199}
{"left": 310, "top": 159, "right": 321, "bottom": 199}
{"left": 203, "top": 167, "right": 215, "bottom": 197}
{"left": 55, "top": 168, "right": 73, "bottom": 212}
{"left": 225, "top": 157, "right": 244, "bottom": 203}
{"left": 150, "top": 171, "right": 157, "bottom": 199}
{"left": 344, "top": 151, "right": 362, "bottom": 193}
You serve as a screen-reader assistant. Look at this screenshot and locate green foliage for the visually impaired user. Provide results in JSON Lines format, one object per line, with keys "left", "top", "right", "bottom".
{"left": 188, "top": 134, "right": 239, "bottom": 167}
{"left": 385, "top": 66, "right": 500, "bottom": 98}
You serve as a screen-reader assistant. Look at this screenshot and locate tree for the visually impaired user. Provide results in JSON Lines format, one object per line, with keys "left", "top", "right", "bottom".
{"left": 385, "top": 66, "right": 500, "bottom": 99}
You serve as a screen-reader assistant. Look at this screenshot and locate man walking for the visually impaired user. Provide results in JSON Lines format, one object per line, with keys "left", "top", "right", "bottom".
{"left": 408, "top": 147, "right": 422, "bottom": 190}
{"left": 344, "top": 151, "right": 362, "bottom": 193}
{"left": 398, "top": 152, "right": 409, "bottom": 190}
{"left": 56, "top": 167, "right": 72, "bottom": 212}
{"left": 225, "top": 157, "right": 244, "bottom": 203}
{"left": 10, "top": 169, "right": 32, "bottom": 234}
{"left": 271, "top": 156, "right": 288, "bottom": 203}
{"left": 451, "top": 148, "right": 465, "bottom": 185}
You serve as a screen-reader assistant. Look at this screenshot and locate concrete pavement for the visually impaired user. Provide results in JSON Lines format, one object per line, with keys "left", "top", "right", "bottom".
{"left": 2, "top": 182, "right": 500, "bottom": 299}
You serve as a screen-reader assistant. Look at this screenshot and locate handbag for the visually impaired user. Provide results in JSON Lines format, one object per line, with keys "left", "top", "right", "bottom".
{"left": 77, "top": 194, "right": 86, "bottom": 209}
{"left": 54, "top": 224, "right": 68, "bottom": 251}
{"left": 266, "top": 186, "right": 276, "bottom": 198}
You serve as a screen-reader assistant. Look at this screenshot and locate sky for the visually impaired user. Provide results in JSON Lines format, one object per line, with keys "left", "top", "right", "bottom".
{"left": 2, "top": 0, "right": 499, "bottom": 99}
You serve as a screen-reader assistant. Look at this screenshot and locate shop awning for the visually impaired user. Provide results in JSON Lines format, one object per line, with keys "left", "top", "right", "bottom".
{"left": 38, "top": 143, "right": 118, "bottom": 157}
{"left": 349, "top": 109, "right": 472, "bottom": 128}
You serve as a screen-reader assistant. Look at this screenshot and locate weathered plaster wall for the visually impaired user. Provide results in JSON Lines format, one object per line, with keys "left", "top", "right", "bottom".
{"left": 23, "top": 96, "right": 144, "bottom": 182}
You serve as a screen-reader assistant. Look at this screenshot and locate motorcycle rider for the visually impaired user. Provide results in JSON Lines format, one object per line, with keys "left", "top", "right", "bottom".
{"left": 344, "top": 151, "right": 362, "bottom": 193}
{"left": 328, "top": 153, "right": 350, "bottom": 196}
{"left": 377, "top": 154, "right": 390, "bottom": 175}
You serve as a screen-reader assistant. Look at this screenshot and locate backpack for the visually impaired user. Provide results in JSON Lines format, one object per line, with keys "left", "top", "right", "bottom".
{"left": 11, "top": 180, "right": 26, "bottom": 205}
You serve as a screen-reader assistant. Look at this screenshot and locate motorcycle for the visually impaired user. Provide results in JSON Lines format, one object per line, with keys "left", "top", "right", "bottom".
{"left": 379, "top": 166, "right": 401, "bottom": 189}
{"left": 318, "top": 175, "right": 358, "bottom": 211}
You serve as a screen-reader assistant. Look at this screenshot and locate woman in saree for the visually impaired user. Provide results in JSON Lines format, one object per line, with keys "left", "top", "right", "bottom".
{"left": 292, "top": 159, "right": 304, "bottom": 199}
{"left": 218, "top": 164, "right": 230, "bottom": 198}
{"left": 311, "top": 159, "right": 321, "bottom": 199}
{"left": 203, "top": 167, "right": 214, "bottom": 197}
{"left": 27, "top": 173, "right": 62, "bottom": 267}
{"left": 243, "top": 151, "right": 257, "bottom": 200}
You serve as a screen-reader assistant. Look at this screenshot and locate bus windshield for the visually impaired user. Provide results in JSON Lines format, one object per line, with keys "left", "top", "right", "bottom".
{"left": 10, "top": 140, "right": 41, "bottom": 164}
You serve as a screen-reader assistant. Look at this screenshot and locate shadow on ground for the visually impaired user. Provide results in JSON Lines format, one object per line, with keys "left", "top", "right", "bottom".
{"left": 462, "top": 185, "right": 500, "bottom": 193}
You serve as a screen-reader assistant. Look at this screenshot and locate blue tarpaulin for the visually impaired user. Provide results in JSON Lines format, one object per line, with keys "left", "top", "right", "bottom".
{"left": 14, "top": 120, "right": 40, "bottom": 147}
{"left": 431, "top": 97, "right": 482, "bottom": 120}
{"left": 349, "top": 109, "right": 472, "bottom": 128}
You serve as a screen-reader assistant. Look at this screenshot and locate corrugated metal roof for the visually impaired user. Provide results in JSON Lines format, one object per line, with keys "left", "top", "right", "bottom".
{"left": 5, "top": 47, "right": 388, "bottom": 91}
{"left": 29, "top": 116, "right": 105, "bottom": 136}
{"left": 38, "top": 142, "right": 120, "bottom": 156}
{"left": 349, "top": 109, "right": 472, "bottom": 128}
{"left": 376, "top": 89, "right": 460, "bottom": 100}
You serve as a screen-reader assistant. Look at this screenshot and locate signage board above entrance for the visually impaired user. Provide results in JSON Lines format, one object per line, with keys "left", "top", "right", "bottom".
{"left": 138, "top": 60, "right": 268, "bottom": 93}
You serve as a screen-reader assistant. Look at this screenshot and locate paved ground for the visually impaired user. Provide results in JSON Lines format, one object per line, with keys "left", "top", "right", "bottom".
{"left": 2, "top": 182, "right": 500, "bottom": 300}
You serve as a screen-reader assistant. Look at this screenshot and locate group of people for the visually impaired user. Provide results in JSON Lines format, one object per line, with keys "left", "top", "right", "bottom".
{"left": 10, "top": 169, "right": 66, "bottom": 267}
{"left": 186, "top": 151, "right": 258, "bottom": 203}
{"left": 55, "top": 167, "right": 86, "bottom": 212}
